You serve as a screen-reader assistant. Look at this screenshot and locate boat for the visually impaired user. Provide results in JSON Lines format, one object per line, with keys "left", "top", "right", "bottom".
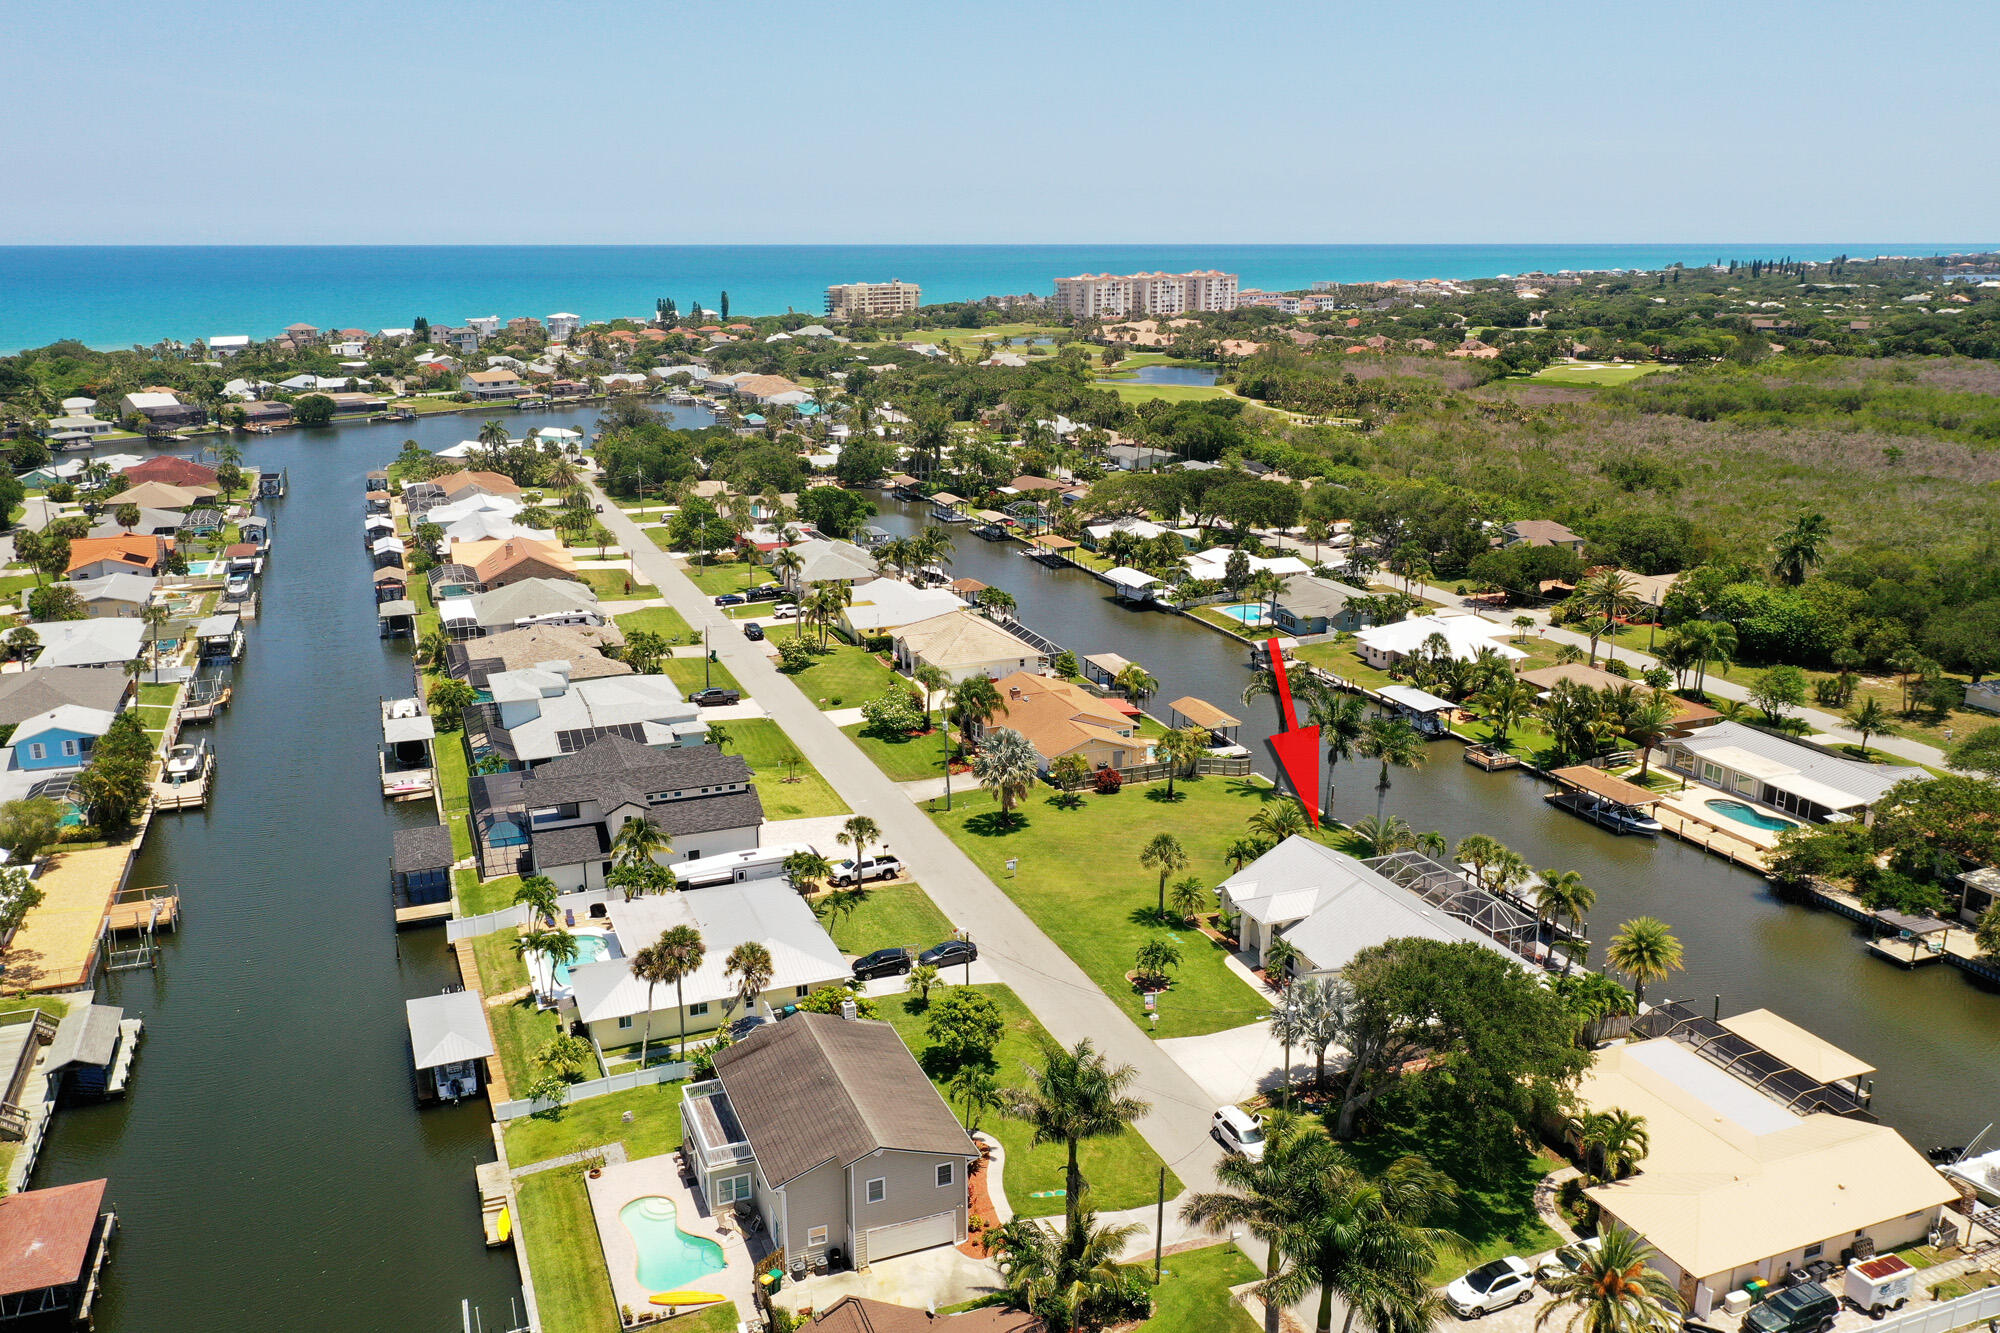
{"left": 495, "top": 1206, "right": 512, "bottom": 1243}
{"left": 1943, "top": 1146, "right": 2000, "bottom": 1206}
{"left": 163, "top": 742, "right": 204, "bottom": 781}
{"left": 223, "top": 570, "right": 253, "bottom": 600}
{"left": 649, "top": 1292, "right": 725, "bottom": 1307}
{"left": 1548, "top": 790, "right": 1664, "bottom": 836}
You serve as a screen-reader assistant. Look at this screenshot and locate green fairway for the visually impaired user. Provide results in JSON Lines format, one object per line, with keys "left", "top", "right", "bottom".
{"left": 1526, "top": 361, "right": 1668, "bottom": 386}
{"left": 725, "top": 718, "right": 850, "bottom": 818}
{"left": 1093, "top": 381, "right": 1231, "bottom": 404}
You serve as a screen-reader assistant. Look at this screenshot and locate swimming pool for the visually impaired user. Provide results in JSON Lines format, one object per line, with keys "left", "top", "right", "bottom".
{"left": 1217, "top": 603, "right": 1270, "bottom": 628}
{"left": 1704, "top": 798, "right": 1797, "bottom": 832}
{"left": 551, "top": 934, "right": 611, "bottom": 989}
{"left": 620, "top": 1196, "right": 726, "bottom": 1293}
{"left": 185, "top": 559, "right": 217, "bottom": 577}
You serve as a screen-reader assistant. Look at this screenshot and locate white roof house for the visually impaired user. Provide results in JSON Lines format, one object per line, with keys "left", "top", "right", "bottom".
{"left": 208, "top": 335, "right": 250, "bottom": 353}
{"left": 1086, "top": 517, "right": 1172, "bottom": 545}
{"left": 463, "top": 578, "right": 605, "bottom": 633}
{"left": 485, "top": 667, "right": 705, "bottom": 765}
{"left": 1353, "top": 613, "right": 1526, "bottom": 668}
{"left": 423, "top": 494, "right": 526, "bottom": 527}
{"left": 121, "top": 391, "right": 180, "bottom": 412}
{"left": 29, "top": 619, "right": 147, "bottom": 669}
{"left": 839, "top": 579, "right": 967, "bottom": 636}
{"left": 1663, "top": 720, "right": 1925, "bottom": 818}
{"left": 1185, "top": 549, "right": 1311, "bottom": 582}
{"left": 568, "top": 882, "right": 848, "bottom": 1029}
{"left": 787, "top": 538, "right": 879, "bottom": 586}
{"left": 69, "top": 572, "right": 158, "bottom": 611}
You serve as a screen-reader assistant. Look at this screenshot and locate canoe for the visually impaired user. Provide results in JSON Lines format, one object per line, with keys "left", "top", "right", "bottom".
{"left": 649, "top": 1291, "right": 725, "bottom": 1306}
{"left": 496, "top": 1207, "right": 512, "bottom": 1242}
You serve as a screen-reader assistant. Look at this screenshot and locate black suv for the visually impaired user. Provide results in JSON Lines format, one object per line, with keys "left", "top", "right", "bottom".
{"left": 689, "top": 688, "right": 740, "bottom": 706}
{"left": 1742, "top": 1284, "right": 1837, "bottom": 1333}
{"left": 920, "top": 939, "right": 978, "bottom": 969}
{"left": 851, "top": 947, "right": 913, "bottom": 981}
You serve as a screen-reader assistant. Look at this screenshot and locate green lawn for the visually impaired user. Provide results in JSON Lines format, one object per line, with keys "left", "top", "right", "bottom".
{"left": 470, "top": 930, "right": 580, "bottom": 1092}
{"left": 137, "top": 683, "right": 180, "bottom": 708}
{"left": 0, "top": 574, "right": 40, "bottom": 602}
{"left": 1093, "top": 382, "right": 1231, "bottom": 404}
{"left": 824, "top": 882, "right": 956, "bottom": 955}
{"left": 1525, "top": 361, "right": 1667, "bottom": 386}
{"left": 681, "top": 558, "right": 765, "bottom": 597}
{"left": 1345, "top": 1120, "right": 1563, "bottom": 1282}
{"left": 661, "top": 656, "right": 742, "bottom": 697}
{"left": 929, "top": 779, "right": 1293, "bottom": 1039}
{"left": 882, "top": 984, "right": 1179, "bottom": 1216}
{"left": 515, "top": 1171, "right": 617, "bottom": 1333}
{"left": 456, "top": 869, "right": 521, "bottom": 918}
{"left": 435, "top": 728, "right": 473, "bottom": 859}
{"left": 726, "top": 718, "right": 850, "bottom": 819}
{"left": 1138, "top": 1242, "right": 1261, "bottom": 1333}
{"left": 777, "top": 640, "right": 899, "bottom": 708}
{"left": 505, "top": 1081, "right": 688, "bottom": 1168}
{"left": 576, "top": 568, "right": 646, "bottom": 600}
{"left": 0, "top": 995, "right": 70, "bottom": 1023}
{"left": 842, "top": 721, "right": 952, "bottom": 782}
{"left": 613, "top": 605, "right": 695, "bottom": 643}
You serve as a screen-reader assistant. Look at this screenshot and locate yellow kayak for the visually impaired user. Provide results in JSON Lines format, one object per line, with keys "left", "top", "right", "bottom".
{"left": 649, "top": 1291, "right": 725, "bottom": 1306}
{"left": 496, "top": 1207, "right": 512, "bottom": 1242}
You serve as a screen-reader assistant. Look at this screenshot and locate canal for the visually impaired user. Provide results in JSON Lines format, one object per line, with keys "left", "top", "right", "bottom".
{"left": 33, "top": 404, "right": 698, "bottom": 1332}
{"left": 870, "top": 498, "right": 2000, "bottom": 1152}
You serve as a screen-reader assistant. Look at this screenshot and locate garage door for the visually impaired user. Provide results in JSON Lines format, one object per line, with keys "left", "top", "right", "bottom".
{"left": 865, "top": 1210, "right": 959, "bottom": 1263}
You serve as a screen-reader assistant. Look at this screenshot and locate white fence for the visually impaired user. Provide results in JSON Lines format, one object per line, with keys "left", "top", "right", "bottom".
{"left": 1872, "top": 1281, "right": 2000, "bottom": 1333}
{"left": 446, "top": 885, "right": 621, "bottom": 942}
{"left": 492, "top": 1062, "right": 690, "bottom": 1121}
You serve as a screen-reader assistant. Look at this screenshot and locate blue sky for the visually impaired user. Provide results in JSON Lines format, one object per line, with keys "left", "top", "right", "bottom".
{"left": 2, "top": 0, "right": 1993, "bottom": 244}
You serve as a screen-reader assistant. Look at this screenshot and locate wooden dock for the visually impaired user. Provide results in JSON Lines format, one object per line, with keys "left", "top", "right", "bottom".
{"left": 475, "top": 1161, "right": 513, "bottom": 1247}
{"left": 105, "top": 885, "right": 180, "bottom": 934}
{"left": 394, "top": 899, "right": 454, "bottom": 928}
{"left": 1464, "top": 744, "right": 1520, "bottom": 771}
{"left": 1867, "top": 937, "right": 1949, "bottom": 968}
{"left": 151, "top": 771, "right": 211, "bottom": 811}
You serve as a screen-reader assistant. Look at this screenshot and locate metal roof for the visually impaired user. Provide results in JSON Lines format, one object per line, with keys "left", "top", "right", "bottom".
{"left": 405, "top": 991, "right": 495, "bottom": 1070}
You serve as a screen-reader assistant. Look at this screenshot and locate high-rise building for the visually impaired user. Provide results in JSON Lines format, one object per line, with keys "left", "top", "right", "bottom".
{"left": 1052, "top": 270, "right": 1239, "bottom": 320}
{"left": 824, "top": 280, "right": 922, "bottom": 320}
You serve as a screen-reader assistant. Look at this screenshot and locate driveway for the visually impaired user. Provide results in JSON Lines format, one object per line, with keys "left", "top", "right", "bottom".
{"left": 1158, "top": 1021, "right": 1292, "bottom": 1107}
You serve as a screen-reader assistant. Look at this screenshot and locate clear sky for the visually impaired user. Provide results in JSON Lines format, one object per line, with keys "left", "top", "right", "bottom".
{"left": 3, "top": 0, "right": 1994, "bottom": 244}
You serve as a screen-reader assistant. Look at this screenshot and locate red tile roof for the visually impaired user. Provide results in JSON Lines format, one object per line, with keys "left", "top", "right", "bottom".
{"left": 0, "top": 1179, "right": 106, "bottom": 1296}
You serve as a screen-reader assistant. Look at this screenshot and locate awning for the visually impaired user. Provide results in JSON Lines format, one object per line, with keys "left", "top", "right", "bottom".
{"left": 1874, "top": 910, "right": 1948, "bottom": 936}
{"left": 1083, "top": 652, "right": 1132, "bottom": 677}
{"left": 1169, "top": 696, "right": 1240, "bottom": 730}
{"left": 1379, "top": 684, "right": 1456, "bottom": 714}
{"left": 1103, "top": 566, "right": 1160, "bottom": 588}
{"left": 1549, "top": 765, "right": 1664, "bottom": 807}
{"left": 406, "top": 991, "right": 496, "bottom": 1069}
{"left": 377, "top": 599, "right": 419, "bottom": 618}
{"left": 1031, "top": 535, "right": 1077, "bottom": 550}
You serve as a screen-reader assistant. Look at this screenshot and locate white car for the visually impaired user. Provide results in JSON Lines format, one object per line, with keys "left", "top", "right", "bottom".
{"left": 770, "top": 603, "right": 801, "bottom": 619}
{"left": 1211, "top": 1106, "right": 1265, "bottom": 1161}
{"left": 1536, "top": 1236, "right": 1603, "bottom": 1286}
{"left": 1445, "top": 1257, "right": 1536, "bottom": 1318}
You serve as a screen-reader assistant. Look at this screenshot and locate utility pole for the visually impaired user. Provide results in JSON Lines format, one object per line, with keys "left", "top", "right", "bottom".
{"left": 703, "top": 623, "right": 711, "bottom": 690}
{"left": 1152, "top": 1165, "right": 1166, "bottom": 1285}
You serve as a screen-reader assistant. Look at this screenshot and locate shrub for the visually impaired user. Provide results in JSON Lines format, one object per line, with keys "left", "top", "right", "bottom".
{"left": 1093, "top": 768, "right": 1123, "bottom": 795}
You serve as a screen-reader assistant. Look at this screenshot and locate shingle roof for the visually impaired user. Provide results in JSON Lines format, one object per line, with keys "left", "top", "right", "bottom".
{"left": 392, "top": 824, "right": 455, "bottom": 874}
{"left": 530, "top": 822, "right": 609, "bottom": 868}
{"left": 712, "top": 1012, "right": 975, "bottom": 1186}
{"left": 0, "top": 669, "right": 129, "bottom": 727}
{"left": 525, "top": 736, "right": 752, "bottom": 807}
{"left": 643, "top": 788, "right": 765, "bottom": 837}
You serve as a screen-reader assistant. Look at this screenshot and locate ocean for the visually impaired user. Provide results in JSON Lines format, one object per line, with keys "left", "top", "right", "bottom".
{"left": 0, "top": 243, "right": 1982, "bottom": 354}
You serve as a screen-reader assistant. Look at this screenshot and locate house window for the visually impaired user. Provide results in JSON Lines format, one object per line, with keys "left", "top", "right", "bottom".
{"left": 866, "top": 1178, "right": 886, "bottom": 1204}
{"left": 26, "top": 744, "right": 44, "bottom": 761}
{"left": 807, "top": 1225, "right": 828, "bottom": 1248}
{"left": 936, "top": 1163, "right": 954, "bottom": 1188}
{"left": 717, "top": 1174, "right": 752, "bottom": 1204}
{"left": 688, "top": 1001, "right": 709, "bottom": 1017}
{"left": 1702, "top": 762, "right": 1724, "bottom": 783}
{"left": 617, "top": 1016, "right": 633, "bottom": 1030}
{"left": 795, "top": 985, "right": 809, "bottom": 999}
{"left": 60, "top": 739, "right": 79, "bottom": 757}
{"left": 1804, "top": 1244, "right": 1823, "bottom": 1261}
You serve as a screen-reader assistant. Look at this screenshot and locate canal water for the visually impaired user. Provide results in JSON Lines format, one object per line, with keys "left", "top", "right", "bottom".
{"left": 31, "top": 404, "right": 699, "bottom": 1332}
{"left": 871, "top": 499, "right": 2000, "bottom": 1152}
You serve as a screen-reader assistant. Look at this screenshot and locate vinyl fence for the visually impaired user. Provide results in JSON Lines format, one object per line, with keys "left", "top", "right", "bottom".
{"left": 1869, "top": 1280, "right": 2000, "bottom": 1333}
{"left": 492, "top": 1062, "right": 690, "bottom": 1122}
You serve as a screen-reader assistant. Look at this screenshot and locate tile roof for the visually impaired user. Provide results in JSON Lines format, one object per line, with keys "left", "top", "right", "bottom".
{"left": 712, "top": 1011, "right": 976, "bottom": 1186}
{"left": 0, "top": 1179, "right": 107, "bottom": 1296}
{"left": 987, "top": 671, "right": 1138, "bottom": 762}
{"left": 64, "top": 535, "right": 171, "bottom": 576}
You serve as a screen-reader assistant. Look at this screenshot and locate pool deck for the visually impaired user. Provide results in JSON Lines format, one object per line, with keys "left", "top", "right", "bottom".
{"left": 1652, "top": 788, "right": 1775, "bottom": 870}
{"left": 585, "top": 1152, "right": 758, "bottom": 1322}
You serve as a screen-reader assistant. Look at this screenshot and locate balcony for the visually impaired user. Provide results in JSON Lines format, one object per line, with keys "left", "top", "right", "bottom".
{"left": 681, "top": 1080, "right": 755, "bottom": 1172}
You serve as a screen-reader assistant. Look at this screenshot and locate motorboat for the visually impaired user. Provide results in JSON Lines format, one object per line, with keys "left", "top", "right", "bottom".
{"left": 1942, "top": 1146, "right": 2000, "bottom": 1206}
{"left": 1549, "top": 791, "right": 1663, "bottom": 836}
{"left": 164, "top": 742, "right": 205, "bottom": 781}
{"left": 223, "top": 570, "right": 253, "bottom": 599}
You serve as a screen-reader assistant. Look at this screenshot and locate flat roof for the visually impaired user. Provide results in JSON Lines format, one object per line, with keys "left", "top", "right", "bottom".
{"left": 1168, "top": 696, "right": 1240, "bottom": 729}
{"left": 1718, "top": 1009, "right": 1875, "bottom": 1084}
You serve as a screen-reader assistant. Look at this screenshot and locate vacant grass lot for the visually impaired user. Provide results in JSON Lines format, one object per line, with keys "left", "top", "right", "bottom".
{"left": 681, "top": 558, "right": 765, "bottom": 598}
{"left": 505, "top": 1081, "right": 688, "bottom": 1167}
{"left": 778, "top": 641, "right": 900, "bottom": 707}
{"left": 882, "top": 984, "right": 1179, "bottom": 1216}
{"left": 930, "top": 779, "right": 1291, "bottom": 1038}
{"left": 660, "top": 656, "right": 743, "bottom": 697}
{"left": 727, "top": 718, "right": 849, "bottom": 819}
{"left": 612, "top": 605, "right": 695, "bottom": 643}
{"left": 823, "top": 882, "right": 955, "bottom": 956}
{"left": 841, "top": 721, "right": 952, "bottom": 782}
{"left": 575, "top": 568, "right": 645, "bottom": 600}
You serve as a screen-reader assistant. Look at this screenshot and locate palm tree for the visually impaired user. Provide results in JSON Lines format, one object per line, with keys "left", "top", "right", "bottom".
{"left": 1576, "top": 570, "right": 1638, "bottom": 666}
{"left": 1476, "top": 675, "right": 1540, "bottom": 751}
{"left": 1846, "top": 696, "right": 1890, "bottom": 757}
{"left": 1571, "top": 1109, "right": 1651, "bottom": 1184}
{"left": 972, "top": 726, "right": 1040, "bottom": 819}
{"left": 1772, "top": 511, "right": 1832, "bottom": 586}
{"left": 1511, "top": 614, "right": 1537, "bottom": 643}
{"left": 1262, "top": 1139, "right": 1466, "bottom": 1333}
{"left": 1621, "top": 696, "right": 1677, "bottom": 780}
{"left": 1262, "top": 935, "right": 1304, "bottom": 988}
{"left": 1307, "top": 690, "right": 1368, "bottom": 816}
{"left": 1357, "top": 717, "right": 1426, "bottom": 824}
{"left": 1455, "top": 834, "right": 1504, "bottom": 890}
{"left": 611, "top": 815, "right": 669, "bottom": 870}
{"left": 140, "top": 602, "right": 173, "bottom": 679}
{"left": 511, "top": 874, "right": 559, "bottom": 927}
{"left": 913, "top": 663, "right": 950, "bottom": 729}
{"left": 1535, "top": 869, "right": 1597, "bottom": 973}
{"left": 989, "top": 1191, "right": 1144, "bottom": 1333}
{"left": 1181, "top": 1110, "right": 1320, "bottom": 1333}
{"left": 1167, "top": 875, "right": 1209, "bottom": 926}
{"left": 656, "top": 924, "right": 707, "bottom": 1060}
{"left": 1346, "top": 815, "right": 1414, "bottom": 858}
{"left": 1003, "top": 1037, "right": 1149, "bottom": 1233}
{"left": 724, "top": 940, "right": 773, "bottom": 1015}
{"left": 771, "top": 544, "right": 804, "bottom": 591}
{"left": 1153, "top": 724, "right": 1208, "bottom": 799}
{"left": 837, "top": 814, "right": 880, "bottom": 871}
{"left": 1112, "top": 662, "right": 1157, "bottom": 700}
{"left": 630, "top": 943, "right": 670, "bottom": 1068}
{"left": 1139, "top": 832, "right": 1188, "bottom": 918}
{"left": 1605, "top": 917, "right": 1684, "bottom": 1007}
{"left": 1673, "top": 620, "right": 1737, "bottom": 697}
{"left": 1535, "top": 1225, "right": 1681, "bottom": 1333}
{"left": 1249, "top": 798, "right": 1310, "bottom": 845}
{"left": 948, "top": 674, "right": 1002, "bottom": 747}
{"left": 1224, "top": 837, "right": 1265, "bottom": 873}
{"left": 782, "top": 849, "right": 832, "bottom": 897}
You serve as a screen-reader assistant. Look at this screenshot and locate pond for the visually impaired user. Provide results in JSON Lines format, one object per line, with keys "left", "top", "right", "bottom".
{"left": 1120, "top": 364, "right": 1219, "bottom": 386}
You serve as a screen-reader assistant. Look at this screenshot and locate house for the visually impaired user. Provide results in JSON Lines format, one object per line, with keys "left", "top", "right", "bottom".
{"left": 1268, "top": 574, "right": 1373, "bottom": 635}
{"left": 450, "top": 578, "right": 606, "bottom": 637}
{"left": 121, "top": 456, "right": 218, "bottom": 489}
{"left": 424, "top": 492, "right": 528, "bottom": 531}
{"left": 118, "top": 390, "right": 204, "bottom": 428}
{"left": 391, "top": 824, "right": 455, "bottom": 907}
{"left": 28, "top": 620, "right": 146, "bottom": 671}
{"left": 445, "top": 623, "right": 630, "bottom": 689}
{"left": 453, "top": 537, "right": 577, "bottom": 589}
{"left": 68, "top": 573, "right": 156, "bottom": 619}
{"left": 1577, "top": 1006, "right": 1955, "bottom": 1313}
{"left": 784, "top": 538, "right": 879, "bottom": 590}
{"left": 1502, "top": 519, "right": 1585, "bottom": 551}
{"left": 1516, "top": 664, "right": 1720, "bottom": 731}
{"left": 1081, "top": 516, "right": 1179, "bottom": 551}
{"left": 3, "top": 706, "right": 114, "bottom": 771}
{"left": 1964, "top": 679, "right": 2000, "bottom": 716}
{"left": 1352, "top": 612, "right": 1526, "bottom": 670}
{"left": 100, "top": 481, "right": 216, "bottom": 512}
{"left": 1660, "top": 720, "right": 1925, "bottom": 823}
{"left": 804, "top": 1297, "right": 1040, "bottom": 1333}
{"left": 892, "top": 610, "right": 1049, "bottom": 684}
{"left": 982, "top": 671, "right": 1149, "bottom": 772}
{"left": 42, "top": 415, "right": 114, "bottom": 439}
{"left": 0, "top": 1178, "right": 116, "bottom": 1327}
{"left": 1958, "top": 867, "right": 2000, "bottom": 926}
{"left": 65, "top": 536, "right": 172, "bottom": 581}
{"left": 1218, "top": 838, "right": 1534, "bottom": 977}
{"left": 505, "top": 737, "right": 760, "bottom": 887}
{"left": 463, "top": 369, "right": 527, "bottom": 400}
{"left": 0, "top": 669, "right": 131, "bottom": 729}
{"left": 87, "top": 508, "right": 183, "bottom": 541}
{"left": 1105, "top": 443, "right": 1174, "bottom": 472}
{"left": 433, "top": 470, "right": 522, "bottom": 503}
{"left": 684, "top": 1010, "right": 978, "bottom": 1269}
{"left": 838, "top": 579, "right": 967, "bottom": 638}
{"left": 476, "top": 667, "right": 706, "bottom": 769}
{"left": 1185, "top": 549, "right": 1311, "bottom": 584}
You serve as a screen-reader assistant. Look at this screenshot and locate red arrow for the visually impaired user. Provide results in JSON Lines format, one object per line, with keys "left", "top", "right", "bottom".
{"left": 1264, "top": 637, "right": 1321, "bottom": 827}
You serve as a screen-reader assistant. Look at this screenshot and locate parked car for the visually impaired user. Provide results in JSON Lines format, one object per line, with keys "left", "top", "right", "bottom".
{"left": 1445, "top": 1257, "right": 1535, "bottom": 1318}
{"left": 1211, "top": 1106, "right": 1266, "bottom": 1161}
{"left": 829, "top": 854, "right": 903, "bottom": 886}
{"left": 850, "top": 947, "right": 913, "bottom": 981}
{"left": 747, "top": 584, "right": 784, "bottom": 601}
{"left": 713, "top": 593, "right": 746, "bottom": 606}
{"left": 919, "top": 938, "right": 977, "bottom": 969}
{"left": 1537, "top": 1237, "right": 1603, "bottom": 1286}
{"left": 689, "top": 687, "right": 740, "bottom": 707}
{"left": 742, "top": 622, "right": 765, "bottom": 641}
{"left": 1742, "top": 1284, "right": 1838, "bottom": 1333}
{"left": 770, "top": 603, "right": 801, "bottom": 619}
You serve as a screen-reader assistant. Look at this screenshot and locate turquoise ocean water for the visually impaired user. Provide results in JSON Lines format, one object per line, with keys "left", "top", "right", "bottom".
{"left": 0, "top": 243, "right": 1981, "bottom": 353}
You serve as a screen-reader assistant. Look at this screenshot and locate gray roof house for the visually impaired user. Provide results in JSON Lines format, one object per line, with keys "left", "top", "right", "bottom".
{"left": 684, "top": 1011, "right": 978, "bottom": 1270}
{"left": 28, "top": 619, "right": 146, "bottom": 670}
{"left": 785, "top": 538, "right": 879, "bottom": 589}
{"left": 1660, "top": 720, "right": 1927, "bottom": 822}
{"left": 1269, "top": 574, "right": 1373, "bottom": 636}
{"left": 448, "top": 577, "right": 606, "bottom": 637}
{"left": 87, "top": 509, "right": 182, "bottom": 540}
{"left": 508, "top": 737, "right": 762, "bottom": 891}
{"left": 476, "top": 665, "right": 705, "bottom": 768}
{"left": 0, "top": 669, "right": 132, "bottom": 728}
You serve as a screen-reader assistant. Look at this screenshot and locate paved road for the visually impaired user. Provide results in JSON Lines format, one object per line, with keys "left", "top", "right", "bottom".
{"left": 590, "top": 490, "right": 1231, "bottom": 1209}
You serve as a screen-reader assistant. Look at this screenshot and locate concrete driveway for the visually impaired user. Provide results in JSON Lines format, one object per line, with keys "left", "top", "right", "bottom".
{"left": 771, "top": 1245, "right": 1003, "bottom": 1316}
{"left": 1158, "top": 1020, "right": 1294, "bottom": 1107}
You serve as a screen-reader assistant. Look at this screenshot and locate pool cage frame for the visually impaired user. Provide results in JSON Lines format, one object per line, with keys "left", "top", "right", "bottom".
{"left": 1362, "top": 850, "right": 1540, "bottom": 960}
{"left": 1630, "top": 1000, "right": 1876, "bottom": 1120}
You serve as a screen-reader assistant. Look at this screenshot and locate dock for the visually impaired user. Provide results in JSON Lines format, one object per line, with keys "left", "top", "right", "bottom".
{"left": 177, "top": 681, "right": 233, "bottom": 723}
{"left": 476, "top": 1161, "right": 514, "bottom": 1247}
{"left": 104, "top": 885, "right": 180, "bottom": 934}
{"left": 395, "top": 899, "right": 455, "bottom": 928}
{"left": 1464, "top": 744, "right": 1520, "bottom": 771}
{"left": 151, "top": 755, "right": 214, "bottom": 812}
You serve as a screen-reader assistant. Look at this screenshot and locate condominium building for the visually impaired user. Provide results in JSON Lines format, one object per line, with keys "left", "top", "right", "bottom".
{"left": 1052, "top": 270, "right": 1239, "bottom": 319}
{"left": 545, "top": 313, "right": 580, "bottom": 341}
{"left": 824, "top": 280, "right": 922, "bottom": 320}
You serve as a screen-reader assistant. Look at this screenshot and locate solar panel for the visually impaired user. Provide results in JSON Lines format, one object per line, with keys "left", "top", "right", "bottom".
{"left": 554, "top": 722, "right": 647, "bottom": 754}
